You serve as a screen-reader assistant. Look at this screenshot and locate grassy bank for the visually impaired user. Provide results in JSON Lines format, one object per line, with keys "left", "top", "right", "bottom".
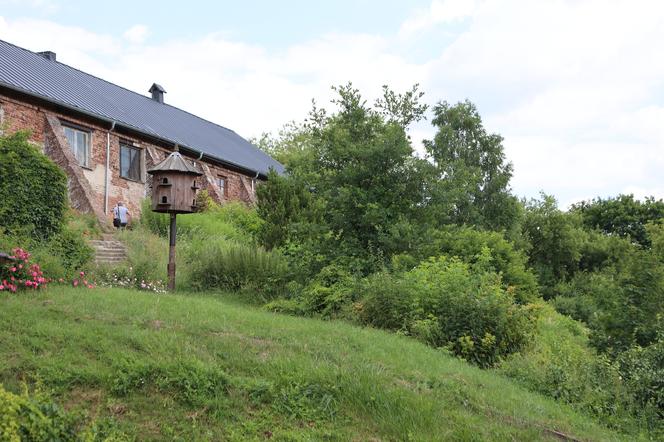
{"left": 0, "top": 287, "right": 635, "bottom": 441}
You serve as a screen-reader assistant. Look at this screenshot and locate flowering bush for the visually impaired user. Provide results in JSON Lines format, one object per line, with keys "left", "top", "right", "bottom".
{"left": 97, "top": 267, "right": 166, "bottom": 294}
{"left": 69, "top": 271, "right": 95, "bottom": 289}
{"left": 0, "top": 248, "right": 48, "bottom": 293}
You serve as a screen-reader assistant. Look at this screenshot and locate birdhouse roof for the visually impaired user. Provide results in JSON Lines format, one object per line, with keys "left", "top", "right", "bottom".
{"left": 147, "top": 151, "right": 203, "bottom": 176}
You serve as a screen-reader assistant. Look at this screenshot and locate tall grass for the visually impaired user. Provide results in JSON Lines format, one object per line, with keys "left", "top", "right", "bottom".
{"left": 185, "top": 238, "right": 287, "bottom": 299}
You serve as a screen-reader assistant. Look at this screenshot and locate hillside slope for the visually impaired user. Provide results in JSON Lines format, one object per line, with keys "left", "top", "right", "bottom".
{"left": 0, "top": 287, "right": 632, "bottom": 441}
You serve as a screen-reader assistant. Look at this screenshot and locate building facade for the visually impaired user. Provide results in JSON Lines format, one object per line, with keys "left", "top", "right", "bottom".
{"left": 0, "top": 39, "right": 283, "bottom": 228}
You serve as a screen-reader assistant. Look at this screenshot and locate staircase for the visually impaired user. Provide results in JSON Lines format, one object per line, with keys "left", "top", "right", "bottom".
{"left": 89, "top": 234, "right": 127, "bottom": 265}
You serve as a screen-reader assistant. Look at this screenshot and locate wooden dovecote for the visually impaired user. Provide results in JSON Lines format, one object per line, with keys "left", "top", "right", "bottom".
{"left": 147, "top": 151, "right": 203, "bottom": 213}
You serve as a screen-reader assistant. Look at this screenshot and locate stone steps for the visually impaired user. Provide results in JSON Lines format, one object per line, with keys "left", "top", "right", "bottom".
{"left": 89, "top": 237, "right": 127, "bottom": 265}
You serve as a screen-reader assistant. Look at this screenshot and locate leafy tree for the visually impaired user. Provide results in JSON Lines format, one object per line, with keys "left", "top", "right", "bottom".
{"left": 571, "top": 194, "right": 664, "bottom": 248}
{"left": 256, "top": 83, "right": 430, "bottom": 273}
{"left": 424, "top": 100, "right": 520, "bottom": 232}
{"left": 521, "top": 194, "right": 588, "bottom": 298}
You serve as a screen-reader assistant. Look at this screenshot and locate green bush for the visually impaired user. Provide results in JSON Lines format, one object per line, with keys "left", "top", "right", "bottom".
{"left": 0, "top": 384, "right": 79, "bottom": 441}
{"left": 185, "top": 237, "right": 288, "bottom": 299}
{"left": 0, "top": 131, "right": 67, "bottom": 240}
{"left": 413, "top": 226, "right": 539, "bottom": 303}
{"left": 499, "top": 304, "right": 662, "bottom": 435}
{"left": 618, "top": 340, "right": 664, "bottom": 427}
{"left": 0, "top": 218, "right": 94, "bottom": 281}
{"left": 498, "top": 305, "right": 633, "bottom": 426}
{"left": 357, "top": 257, "right": 537, "bottom": 367}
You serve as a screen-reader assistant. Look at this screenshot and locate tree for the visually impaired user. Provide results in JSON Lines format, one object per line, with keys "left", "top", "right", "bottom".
{"left": 256, "top": 83, "right": 430, "bottom": 273}
{"left": 424, "top": 100, "right": 519, "bottom": 232}
{"left": 571, "top": 194, "right": 664, "bottom": 248}
{"left": 521, "top": 194, "right": 588, "bottom": 298}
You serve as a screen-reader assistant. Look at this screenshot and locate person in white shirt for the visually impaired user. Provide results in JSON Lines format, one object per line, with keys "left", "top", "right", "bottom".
{"left": 112, "top": 202, "right": 130, "bottom": 229}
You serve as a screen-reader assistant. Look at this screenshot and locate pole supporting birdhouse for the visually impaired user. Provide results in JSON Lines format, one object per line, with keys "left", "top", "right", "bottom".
{"left": 168, "top": 213, "right": 177, "bottom": 290}
{"left": 147, "top": 150, "right": 203, "bottom": 291}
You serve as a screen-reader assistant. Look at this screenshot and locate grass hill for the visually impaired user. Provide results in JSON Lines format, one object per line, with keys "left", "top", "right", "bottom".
{"left": 0, "top": 287, "right": 635, "bottom": 441}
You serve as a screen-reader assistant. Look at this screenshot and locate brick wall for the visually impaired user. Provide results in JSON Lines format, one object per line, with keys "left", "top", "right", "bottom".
{"left": 0, "top": 91, "right": 259, "bottom": 227}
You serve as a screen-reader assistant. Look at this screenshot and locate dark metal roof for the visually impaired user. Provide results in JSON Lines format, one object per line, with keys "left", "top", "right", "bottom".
{"left": 148, "top": 151, "right": 203, "bottom": 176}
{"left": 0, "top": 39, "right": 284, "bottom": 177}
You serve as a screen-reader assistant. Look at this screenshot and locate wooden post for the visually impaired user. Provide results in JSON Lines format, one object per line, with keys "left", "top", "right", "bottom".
{"left": 167, "top": 212, "right": 177, "bottom": 291}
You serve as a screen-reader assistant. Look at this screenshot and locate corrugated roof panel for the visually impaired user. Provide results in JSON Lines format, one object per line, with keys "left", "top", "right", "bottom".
{"left": 0, "top": 39, "right": 284, "bottom": 176}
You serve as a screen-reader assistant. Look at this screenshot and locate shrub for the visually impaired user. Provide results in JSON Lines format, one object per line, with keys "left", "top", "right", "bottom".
{"left": 185, "top": 238, "right": 288, "bottom": 299}
{"left": 0, "top": 384, "right": 79, "bottom": 441}
{"left": 355, "top": 273, "right": 414, "bottom": 330}
{"left": 618, "top": 339, "right": 664, "bottom": 428}
{"left": 499, "top": 304, "right": 662, "bottom": 435}
{"left": 0, "top": 248, "right": 48, "bottom": 292}
{"left": 498, "top": 305, "right": 632, "bottom": 425}
{"left": 357, "top": 257, "right": 537, "bottom": 367}
{"left": 0, "top": 131, "right": 67, "bottom": 240}
{"left": 413, "top": 226, "right": 539, "bottom": 303}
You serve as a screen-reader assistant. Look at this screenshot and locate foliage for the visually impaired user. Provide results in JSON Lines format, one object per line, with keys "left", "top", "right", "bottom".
{"left": 618, "top": 339, "right": 664, "bottom": 428}
{"left": 571, "top": 194, "right": 664, "bottom": 248}
{"left": 0, "top": 384, "right": 80, "bottom": 441}
{"left": 498, "top": 304, "right": 651, "bottom": 433}
{"left": 256, "top": 170, "right": 323, "bottom": 250}
{"left": 522, "top": 194, "right": 588, "bottom": 298}
{"left": 424, "top": 100, "right": 520, "bottom": 232}
{"left": 185, "top": 238, "right": 288, "bottom": 299}
{"left": 256, "top": 83, "right": 431, "bottom": 274}
{"left": 411, "top": 226, "right": 539, "bottom": 303}
{"left": 553, "top": 248, "right": 664, "bottom": 353}
{"left": 0, "top": 131, "right": 67, "bottom": 240}
{"left": 357, "top": 257, "right": 537, "bottom": 367}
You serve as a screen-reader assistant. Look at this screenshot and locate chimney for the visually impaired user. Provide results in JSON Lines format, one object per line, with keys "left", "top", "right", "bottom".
{"left": 37, "top": 51, "right": 56, "bottom": 62}
{"left": 149, "top": 83, "right": 166, "bottom": 104}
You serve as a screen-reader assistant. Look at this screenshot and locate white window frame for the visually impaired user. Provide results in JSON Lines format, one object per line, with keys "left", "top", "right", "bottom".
{"left": 62, "top": 124, "right": 91, "bottom": 168}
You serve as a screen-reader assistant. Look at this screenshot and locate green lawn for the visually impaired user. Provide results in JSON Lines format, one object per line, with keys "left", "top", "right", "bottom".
{"left": 0, "top": 287, "right": 634, "bottom": 441}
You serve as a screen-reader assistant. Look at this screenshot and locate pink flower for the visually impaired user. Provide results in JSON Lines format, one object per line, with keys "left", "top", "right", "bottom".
{"left": 9, "top": 267, "right": 16, "bottom": 272}
{"left": 0, "top": 285, "right": 4, "bottom": 290}
{"left": 73, "top": 280, "right": 79, "bottom": 287}
{"left": 87, "top": 284, "right": 93, "bottom": 289}
{"left": 18, "top": 264, "right": 22, "bottom": 269}
{"left": 80, "top": 271, "right": 85, "bottom": 277}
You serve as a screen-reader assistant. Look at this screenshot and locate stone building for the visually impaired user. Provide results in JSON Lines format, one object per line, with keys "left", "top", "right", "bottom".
{"left": 0, "top": 39, "right": 283, "bottom": 228}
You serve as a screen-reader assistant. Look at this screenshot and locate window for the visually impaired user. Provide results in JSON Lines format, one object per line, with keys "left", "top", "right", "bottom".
{"left": 120, "top": 144, "right": 142, "bottom": 181}
{"left": 217, "top": 176, "right": 227, "bottom": 196}
{"left": 63, "top": 125, "right": 90, "bottom": 167}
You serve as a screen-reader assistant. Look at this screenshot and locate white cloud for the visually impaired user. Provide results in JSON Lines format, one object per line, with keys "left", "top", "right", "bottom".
{"left": 1, "top": 0, "right": 663, "bottom": 206}
{"left": 123, "top": 24, "right": 149, "bottom": 44}
{"left": 399, "top": 0, "right": 477, "bottom": 37}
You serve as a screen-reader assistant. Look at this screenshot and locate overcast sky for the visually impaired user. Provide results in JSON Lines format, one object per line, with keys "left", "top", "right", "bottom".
{"left": 1, "top": 0, "right": 662, "bottom": 207}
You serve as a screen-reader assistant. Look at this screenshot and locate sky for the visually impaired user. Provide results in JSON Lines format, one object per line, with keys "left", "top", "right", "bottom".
{"left": 0, "top": 0, "right": 662, "bottom": 208}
